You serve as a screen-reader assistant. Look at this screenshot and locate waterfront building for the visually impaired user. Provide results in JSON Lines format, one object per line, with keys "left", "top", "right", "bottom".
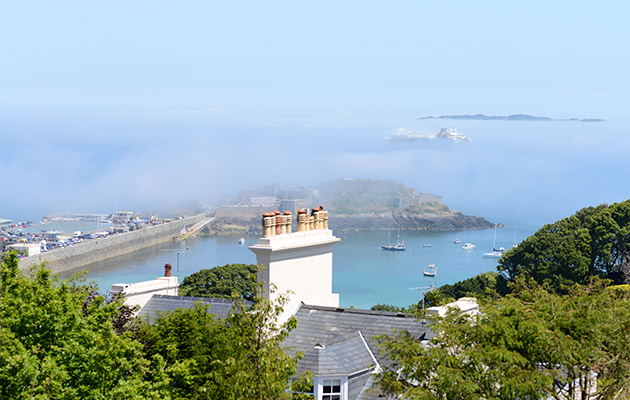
{"left": 8, "top": 242, "right": 41, "bottom": 257}
{"left": 110, "top": 209, "right": 134, "bottom": 222}
{"left": 0, "top": 218, "right": 12, "bottom": 230}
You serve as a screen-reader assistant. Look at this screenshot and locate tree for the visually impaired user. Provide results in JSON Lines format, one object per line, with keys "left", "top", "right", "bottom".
{"left": 438, "top": 271, "right": 507, "bottom": 299}
{"left": 178, "top": 263, "right": 257, "bottom": 300}
{"left": 376, "top": 278, "right": 630, "bottom": 400}
{"left": 0, "top": 252, "right": 164, "bottom": 399}
{"left": 499, "top": 200, "right": 630, "bottom": 291}
{"left": 139, "top": 282, "right": 312, "bottom": 400}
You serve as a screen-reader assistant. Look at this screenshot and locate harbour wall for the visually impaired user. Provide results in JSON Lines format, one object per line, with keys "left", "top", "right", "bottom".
{"left": 18, "top": 214, "right": 208, "bottom": 274}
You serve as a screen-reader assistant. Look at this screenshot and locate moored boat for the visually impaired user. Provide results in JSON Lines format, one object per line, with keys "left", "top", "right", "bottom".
{"left": 483, "top": 223, "right": 504, "bottom": 258}
{"left": 380, "top": 223, "right": 406, "bottom": 251}
{"left": 462, "top": 243, "right": 476, "bottom": 250}
{"left": 423, "top": 263, "right": 437, "bottom": 277}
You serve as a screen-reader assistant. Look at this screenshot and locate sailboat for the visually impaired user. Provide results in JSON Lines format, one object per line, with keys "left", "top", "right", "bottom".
{"left": 379, "top": 223, "right": 406, "bottom": 251}
{"left": 512, "top": 230, "right": 518, "bottom": 248}
{"left": 483, "top": 223, "right": 505, "bottom": 258}
{"left": 423, "top": 262, "right": 437, "bottom": 277}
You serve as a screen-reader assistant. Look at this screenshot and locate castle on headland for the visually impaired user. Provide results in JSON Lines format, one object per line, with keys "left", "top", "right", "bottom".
{"left": 216, "top": 179, "right": 443, "bottom": 219}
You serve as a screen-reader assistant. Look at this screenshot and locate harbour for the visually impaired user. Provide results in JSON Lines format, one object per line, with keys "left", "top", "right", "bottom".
{"left": 58, "top": 217, "right": 538, "bottom": 310}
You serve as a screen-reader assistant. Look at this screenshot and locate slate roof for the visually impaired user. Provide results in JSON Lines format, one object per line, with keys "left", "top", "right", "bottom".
{"left": 285, "top": 303, "right": 428, "bottom": 367}
{"left": 137, "top": 294, "right": 244, "bottom": 321}
{"left": 297, "top": 332, "right": 377, "bottom": 376}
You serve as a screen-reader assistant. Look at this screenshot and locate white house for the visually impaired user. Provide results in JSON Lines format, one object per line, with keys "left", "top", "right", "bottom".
{"left": 111, "top": 263, "right": 178, "bottom": 310}
{"left": 136, "top": 208, "right": 428, "bottom": 400}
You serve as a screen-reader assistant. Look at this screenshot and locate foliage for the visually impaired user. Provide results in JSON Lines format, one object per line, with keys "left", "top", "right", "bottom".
{"left": 371, "top": 303, "right": 417, "bottom": 313}
{"left": 376, "top": 278, "right": 630, "bottom": 399}
{"left": 404, "top": 202, "right": 449, "bottom": 215}
{"left": 139, "top": 283, "right": 313, "bottom": 400}
{"left": 439, "top": 271, "right": 507, "bottom": 299}
{"left": 499, "top": 200, "right": 630, "bottom": 291}
{"left": 178, "top": 263, "right": 257, "bottom": 300}
{"left": 0, "top": 252, "right": 163, "bottom": 399}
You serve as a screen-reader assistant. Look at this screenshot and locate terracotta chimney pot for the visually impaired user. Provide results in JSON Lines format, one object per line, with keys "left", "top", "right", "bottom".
{"left": 164, "top": 263, "right": 172, "bottom": 277}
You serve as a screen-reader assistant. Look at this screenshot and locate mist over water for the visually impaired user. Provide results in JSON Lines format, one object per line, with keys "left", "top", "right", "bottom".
{"left": 6, "top": 109, "right": 629, "bottom": 309}
{"left": 2, "top": 108, "right": 627, "bottom": 228}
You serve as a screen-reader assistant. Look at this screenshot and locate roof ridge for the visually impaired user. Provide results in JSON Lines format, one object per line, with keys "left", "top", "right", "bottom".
{"left": 300, "top": 303, "right": 413, "bottom": 318}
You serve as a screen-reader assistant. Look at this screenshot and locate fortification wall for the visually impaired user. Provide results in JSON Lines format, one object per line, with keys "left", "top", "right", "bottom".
{"left": 18, "top": 214, "right": 207, "bottom": 274}
{"left": 215, "top": 206, "right": 266, "bottom": 220}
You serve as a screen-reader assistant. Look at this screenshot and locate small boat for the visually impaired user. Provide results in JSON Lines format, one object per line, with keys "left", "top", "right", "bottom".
{"left": 423, "top": 263, "right": 437, "bottom": 277}
{"left": 423, "top": 244, "right": 432, "bottom": 247}
{"left": 462, "top": 243, "right": 476, "bottom": 250}
{"left": 380, "top": 223, "right": 406, "bottom": 251}
{"left": 454, "top": 239, "right": 461, "bottom": 244}
{"left": 238, "top": 237, "right": 245, "bottom": 244}
{"left": 380, "top": 243, "right": 406, "bottom": 251}
{"left": 483, "top": 223, "right": 504, "bottom": 258}
{"left": 512, "top": 230, "right": 518, "bottom": 248}
{"left": 41, "top": 229, "right": 63, "bottom": 234}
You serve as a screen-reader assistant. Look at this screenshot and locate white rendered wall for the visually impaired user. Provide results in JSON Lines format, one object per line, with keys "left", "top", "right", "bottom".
{"left": 111, "top": 276, "right": 178, "bottom": 311}
{"left": 250, "top": 229, "right": 340, "bottom": 323}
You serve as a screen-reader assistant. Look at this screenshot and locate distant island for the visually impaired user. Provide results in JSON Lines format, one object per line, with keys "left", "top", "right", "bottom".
{"left": 419, "top": 114, "right": 603, "bottom": 122}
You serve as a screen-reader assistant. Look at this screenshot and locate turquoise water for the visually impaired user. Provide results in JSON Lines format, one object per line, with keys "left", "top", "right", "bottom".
{"left": 59, "top": 219, "right": 539, "bottom": 310}
{"left": 19, "top": 221, "right": 111, "bottom": 235}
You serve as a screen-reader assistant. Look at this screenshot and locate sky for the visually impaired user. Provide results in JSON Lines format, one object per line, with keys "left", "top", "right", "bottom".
{"left": 1, "top": 1, "right": 629, "bottom": 225}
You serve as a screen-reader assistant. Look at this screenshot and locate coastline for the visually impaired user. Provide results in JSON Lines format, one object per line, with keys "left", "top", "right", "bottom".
{"left": 18, "top": 214, "right": 210, "bottom": 274}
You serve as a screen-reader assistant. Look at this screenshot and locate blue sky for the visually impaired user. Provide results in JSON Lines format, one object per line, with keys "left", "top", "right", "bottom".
{"left": 2, "top": 1, "right": 627, "bottom": 117}
{"left": 1, "top": 1, "right": 629, "bottom": 224}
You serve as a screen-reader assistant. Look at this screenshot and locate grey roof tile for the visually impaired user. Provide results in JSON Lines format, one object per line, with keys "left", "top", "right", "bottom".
{"left": 137, "top": 294, "right": 248, "bottom": 321}
{"left": 285, "top": 303, "right": 427, "bottom": 368}
{"left": 297, "top": 332, "right": 375, "bottom": 376}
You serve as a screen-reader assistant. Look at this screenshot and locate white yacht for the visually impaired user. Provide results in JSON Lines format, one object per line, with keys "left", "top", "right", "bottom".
{"left": 462, "top": 243, "right": 476, "bottom": 250}
{"left": 483, "top": 224, "right": 505, "bottom": 258}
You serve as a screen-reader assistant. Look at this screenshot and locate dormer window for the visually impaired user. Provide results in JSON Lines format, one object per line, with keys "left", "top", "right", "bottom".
{"left": 322, "top": 379, "right": 342, "bottom": 400}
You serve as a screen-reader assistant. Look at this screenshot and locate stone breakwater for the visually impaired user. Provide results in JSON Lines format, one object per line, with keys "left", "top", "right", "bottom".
{"left": 18, "top": 214, "right": 207, "bottom": 274}
{"left": 206, "top": 210, "right": 492, "bottom": 235}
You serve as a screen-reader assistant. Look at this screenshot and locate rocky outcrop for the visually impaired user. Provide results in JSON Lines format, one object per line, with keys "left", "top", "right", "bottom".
{"left": 205, "top": 210, "right": 492, "bottom": 235}
{"left": 327, "top": 211, "right": 492, "bottom": 231}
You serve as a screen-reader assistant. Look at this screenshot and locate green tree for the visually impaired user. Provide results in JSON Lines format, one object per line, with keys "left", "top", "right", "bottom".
{"left": 139, "top": 283, "right": 312, "bottom": 400}
{"left": 499, "top": 200, "right": 630, "bottom": 291}
{"left": 371, "top": 303, "right": 416, "bottom": 313}
{"left": 376, "top": 278, "right": 630, "bottom": 400}
{"left": 0, "top": 252, "right": 165, "bottom": 399}
{"left": 439, "top": 271, "right": 506, "bottom": 299}
{"left": 179, "top": 263, "right": 257, "bottom": 300}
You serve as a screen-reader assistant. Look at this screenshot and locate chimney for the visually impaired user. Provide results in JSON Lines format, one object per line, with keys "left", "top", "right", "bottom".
{"left": 164, "top": 263, "right": 172, "bottom": 277}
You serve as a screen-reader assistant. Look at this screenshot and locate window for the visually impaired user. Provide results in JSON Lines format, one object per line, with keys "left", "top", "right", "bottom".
{"left": 322, "top": 379, "right": 341, "bottom": 400}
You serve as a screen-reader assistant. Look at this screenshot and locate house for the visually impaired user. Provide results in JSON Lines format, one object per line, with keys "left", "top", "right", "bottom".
{"left": 284, "top": 303, "right": 429, "bottom": 399}
{"left": 133, "top": 208, "right": 428, "bottom": 399}
{"left": 111, "top": 263, "right": 179, "bottom": 310}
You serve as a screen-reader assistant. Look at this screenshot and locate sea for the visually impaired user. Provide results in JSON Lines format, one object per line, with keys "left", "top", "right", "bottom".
{"left": 7, "top": 115, "right": 629, "bottom": 309}
{"left": 51, "top": 218, "right": 540, "bottom": 310}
